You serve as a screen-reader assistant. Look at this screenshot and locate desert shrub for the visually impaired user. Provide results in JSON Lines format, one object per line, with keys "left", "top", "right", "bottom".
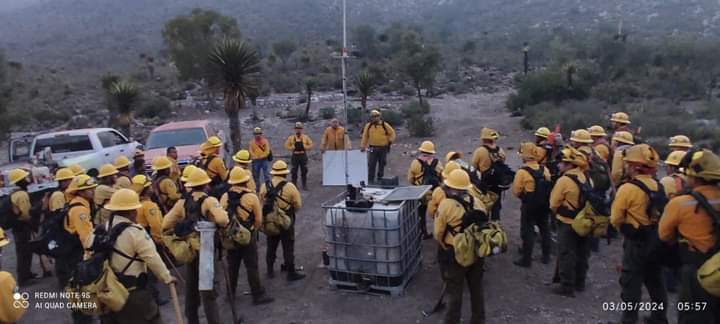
{"left": 591, "top": 82, "right": 641, "bottom": 104}
{"left": 269, "top": 74, "right": 299, "bottom": 93}
{"left": 507, "top": 69, "right": 590, "bottom": 112}
{"left": 407, "top": 115, "right": 434, "bottom": 137}
{"left": 33, "top": 108, "right": 69, "bottom": 123}
{"left": 137, "top": 96, "right": 172, "bottom": 119}
{"left": 400, "top": 100, "right": 430, "bottom": 118}
{"left": 521, "top": 100, "right": 605, "bottom": 132}
{"left": 319, "top": 107, "right": 336, "bottom": 119}
{"left": 400, "top": 87, "right": 416, "bottom": 97}
{"left": 382, "top": 109, "right": 404, "bottom": 127}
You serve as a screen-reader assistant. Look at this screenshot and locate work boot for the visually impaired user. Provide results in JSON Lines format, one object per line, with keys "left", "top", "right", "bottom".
{"left": 574, "top": 282, "right": 586, "bottom": 292}
{"left": 252, "top": 294, "right": 275, "bottom": 306}
{"left": 551, "top": 285, "right": 575, "bottom": 297}
{"left": 287, "top": 264, "right": 306, "bottom": 281}
{"left": 513, "top": 257, "right": 531, "bottom": 268}
{"left": 267, "top": 263, "right": 275, "bottom": 278}
{"left": 541, "top": 254, "right": 551, "bottom": 265}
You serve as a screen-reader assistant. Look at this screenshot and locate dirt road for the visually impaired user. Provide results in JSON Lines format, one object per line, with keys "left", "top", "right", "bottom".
{"left": 3, "top": 91, "right": 681, "bottom": 323}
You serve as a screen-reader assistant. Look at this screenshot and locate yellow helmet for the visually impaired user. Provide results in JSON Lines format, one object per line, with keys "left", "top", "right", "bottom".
{"left": 69, "top": 164, "right": 86, "bottom": 175}
{"left": 114, "top": 155, "right": 131, "bottom": 169}
{"left": 233, "top": 150, "right": 251, "bottom": 164}
{"left": 665, "top": 151, "right": 687, "bottom": 167}
{"left": 151, "top": 156, "right": 173, "bottom": 171}
{"left": 104, "top": 188, "right": 143, "bottom": 212}
{"left": 253, "top": 127, "right": 263, "bottom": 135}
{"left": 588, "top": 125, "right": 607, "bottom": 137}
{"left": 206, "top": 136, "right": 223, "bottom": 147}
{"left": 370, "top": 109, "right": 381, "bottom": 117}
{"left": 180, "top": 165, "right": 198, "bottom": 183}
{"left": 55, "top": 168, "right": 75, "bottom": 181}
{"left": 570, "top": 129, "right": 594, "bottom": 144}
{"left": 684, "top": 150, "right": 720, "bottom": 181}
{"left": 444, "top": 169, "right": 471, "bottom": 190}
{"left": 184, "top": 168, "right": 212, "bottom": 188}
{"left": 68, "top": 175, "right": 97, "bottom": 193}
{"left": 560, "top": 146, "right": 588, "bottom": 167}
{"left": 535, "top": 127, "right": 551, "bottom": 139}
{"left": 669, "top": 135, "right": 692, "bottom": 149}
{"left": 98, "top": 164, "right": 119, "bottom": 178}
{"left": 612, "top": 131, "right": 635, "bottom": 145}
{"left": 295, "top": 122, "right": 304, "bottom": 129}
{"left": 445, "top": 151, "right": 462, "bottom": 163}
{"left": 418, "top": 141, "right": 436, "bottom": 154}
{"left": 623, "top": 144, "right": 660, "bottom": 168}
{"left": 518, "top": 142, "right": 539, "bottom": 161}
{"left": 228, "top": 167, "right": 251, "bottom": 185}
{"left": 480, "top": 127, "right": 499, "bottom": 141}
{"left": 0, "top": 228, "right": 9, "bottom": 248}
{"left": 8, "top": 169, "right": 30, "bottom": 185}
{"left": 270, "top": 160, "right": 290, "bottom": 176}
{"left": 610, "top": 112, "right": 631, "bottom": 125}
{"left": 442, "top": 161, "right": 462, "bottom": 179}
{"left": 130, "top": 175, "right": 151, "bottom": 194}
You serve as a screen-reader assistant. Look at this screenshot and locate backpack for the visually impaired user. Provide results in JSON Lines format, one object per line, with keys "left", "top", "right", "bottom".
{"left": 0, "top": 194, "right": 19, "bottom": 230}
{"left": 30, "top": 202, "right": 83, "bottom": 258}
{"left": 564, "top": 174, "right": 611, "bottom": 237}
{"left": 693, "top": 191, "right": 720, "bottom": 296}
{"left": 444, "top": 195, "right": 503, "bottom": 266}
{"left": 520, "top": 166, "right": 551, "bottom": 211}
{"left": 419, "top": 159, "right": 441, "bottom": 187}
{"left": 174, "top": 195, "right": 209, "bottom": 238}
{"left": 221, "top": 191, "right": 253, "bottom": 249}
{"left": 261, "top": 181, "right": 293, "bottom": 236}
{"left": 587, "top": 151, "right": 611, "bottom": 193}
{"left": 628, "top": 179, "right": 668, "bottom": 223}
{"left": 481, "top": 145, "right": 515, "bottom": 191}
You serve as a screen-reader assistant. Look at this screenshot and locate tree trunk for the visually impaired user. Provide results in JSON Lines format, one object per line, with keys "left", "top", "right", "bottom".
{"left": 225, "top": 92, "right": 242, "bottom": 153}
{"left": 361, "top": 95, "right": 367, "bottom": 111}
{"left": 415, "top": 82, "right": 423, "bottom": 105}
{"left": 118, "top": 113, "right": 131, "bottom": 139}
{"left": 305, "top": 90, "right": 312, "bottom": 121}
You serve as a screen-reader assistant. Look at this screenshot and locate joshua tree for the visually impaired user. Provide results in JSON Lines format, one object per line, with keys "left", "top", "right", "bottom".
{"left": 109, "top": 80, "right": 140, "bottom": 138}
{"left": 564, "top": 62, "right": 577, "bottom": 88}
{"left": 207, "top": 39, "right": 261, "bottom": 151}
{"left": 354, "top": 70, "right": 375, "bottom": 111}
{"left": 303, "top": 77, "right": 318, "bottom": 121}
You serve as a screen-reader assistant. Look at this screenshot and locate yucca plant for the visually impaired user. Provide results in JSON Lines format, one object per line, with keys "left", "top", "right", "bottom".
{"left": 354, "top": 70, "right": 375, "bottom": 111}
{"left": 109, "top": 80, "right": 140, "bottom": 138}
{"left": 303, "top": 77, "right": 318, "bottom": 121}
{"left": 207, "top": 39, "right": 261, "bottom": 151}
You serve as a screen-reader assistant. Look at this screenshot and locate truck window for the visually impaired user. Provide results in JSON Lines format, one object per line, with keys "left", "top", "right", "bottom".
{"left": 98, "top": 131, "right": 129, "bottom": 148}
{"left": 33, "top": 135, "right": 93, "bottom": 154}
{"left": 146, "top": 128, "right": 207, "bottom": 149}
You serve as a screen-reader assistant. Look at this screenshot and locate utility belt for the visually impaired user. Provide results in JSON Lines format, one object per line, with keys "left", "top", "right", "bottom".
{"left": 620, "top": 223, "right": 658, "bottom": 241}
{"left": 679, "top": 242, "right": 712, "bottom": 267}
{"left": 116, "top": 272, "right": 148, "bottom": 290}
{"left": 369, "top": 145, "right": 389, "bottom": 152}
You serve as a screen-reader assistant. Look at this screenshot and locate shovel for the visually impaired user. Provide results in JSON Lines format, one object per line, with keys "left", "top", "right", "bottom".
{"left": 169, "top": 283, "right": 185, "bottom": 324}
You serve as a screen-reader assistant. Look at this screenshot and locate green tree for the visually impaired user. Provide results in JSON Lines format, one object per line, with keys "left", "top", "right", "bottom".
{"left": 398, "top": 46, "right": 441, "bottom": 104}
{"left": 353, "top": 25, "right": 378, "bottom": 58}
{"left": 207, "top": 39, "right": 261, "bottom": 152}
{"left": 109, "top": 80, "right": 140, "bottom": 138}
{"left": 303, "top": 77, "right": 318, "bottom": 121}
{"left": 272, "top": 40, "right": 297, "bottom": 69}
{"left": 354, "top": 70, "right": 376, "bottom": 111}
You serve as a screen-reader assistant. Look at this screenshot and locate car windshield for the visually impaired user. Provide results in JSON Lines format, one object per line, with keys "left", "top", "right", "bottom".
{"left": 33, "top": 135, "right": 93, "bottom": 154}
{"left": 146, "top": 128, "right": 206, "bottom": 149}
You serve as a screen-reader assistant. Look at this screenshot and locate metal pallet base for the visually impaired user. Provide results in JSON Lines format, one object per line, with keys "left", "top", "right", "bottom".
{"left": 328, "top": 259, "right": 421, "bottom": 297}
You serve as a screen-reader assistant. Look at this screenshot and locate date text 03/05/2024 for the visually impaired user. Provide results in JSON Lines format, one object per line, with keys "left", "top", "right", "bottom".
{"left": 602, "top": 302, "right": 708, "bottom": 312}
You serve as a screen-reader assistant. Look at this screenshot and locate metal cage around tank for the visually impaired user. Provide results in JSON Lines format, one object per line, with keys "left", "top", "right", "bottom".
{"left": 322, "top": 192, "right": 422, "bottom": 296}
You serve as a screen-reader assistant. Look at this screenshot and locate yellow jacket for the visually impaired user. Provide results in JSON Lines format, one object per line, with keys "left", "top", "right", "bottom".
{"left": 611, "top": 146, "right": 631, "bottom": 187}
{"left": 659, "top": 185, "right": 720, "bottom": 253}
{"left": 550, "top": 168, "right": 588, "bottom": 225}
{"left": 406, "top": 158, "right": 443, "bottom": 186}
{"left": 105, "top": 216, "right": 172, "bottom": 284}
{"left": 512, "top": 162, "right": 550, "bottom": 198}
{"left": 434, "top": 194, "right": 487, "bottom": 249}
{"left": 220, "top": 187, "right": 263, "bottom": 230}
{"left": 259, "top": 176, "right": 302, "bottom": 211}
{"left": 471, "top": 145, "right": 506, "bottom": 173}
{"left": 233, "top": 165, "right": 257, "bottom": 192}
{"left": 10, "top": 190, "right": 31, "bottom": 222}
{"left": 660, "top": 174, "right": 686, "bottom": 199}
{"left": 285, "top": 134, "right": 314, "bottom": 155}
{"left": 66, "top": 196, "right": 95, "bottom": 249}
{"left": 321, "top": 127, "right": 351, "bottom": 151}
{"left": 157, "top": 177, "right": 181, "bottom": 211}
{"left": 203, "top": 154, "right": 228, "bottom": 182}
{"left": 161, "top": 192, "right": 229, "bottom": 232}
{"left": 136, "top": 198, "right": 163, "bottom": 244}
{"left": 48, "top": 190, "right": 68, "bottom": 212}
{"left": 610, "top": 175, "right": 658, "bottom": 230}
{"left": 361, "top": 121, "right": 396, "bottom": 148}
{"left": 249, "top": 137, "right": 271, "bottom": 160}
{"left": 427, "top": 186, "right": 447, "bottom": 220}
{"left": 94, "top": 184, "right": 115, "bottom": 225}
{"left": 594, "top": 143, "right": 610, "bottom": 162}
{"left": 168, "top": 157, "right": 181, "bottom": 183}
{"left": 115, "top": 175, "right": 132, "bottom": 190}
{"left": 0, "top": 271, "right": 25, "bottom": 324}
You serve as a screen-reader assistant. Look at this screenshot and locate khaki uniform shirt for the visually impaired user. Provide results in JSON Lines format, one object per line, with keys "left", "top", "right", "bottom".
{"left": 115, "top": 175, "right": 132, "bottom": 190}
{"left": 105, "top": 216, "right": 172, "bottom": 284}
{"left": 161, "top": 192, "right": 229, "bottom": 232}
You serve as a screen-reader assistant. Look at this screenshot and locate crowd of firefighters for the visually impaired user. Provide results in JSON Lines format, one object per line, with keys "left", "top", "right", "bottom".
{"left": 0, "top": 109, "right": 719, "bottom": 324}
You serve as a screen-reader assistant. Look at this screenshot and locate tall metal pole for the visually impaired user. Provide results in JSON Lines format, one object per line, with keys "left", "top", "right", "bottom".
{"left": 341, "top": 0, "right": 350, "bottom": 186}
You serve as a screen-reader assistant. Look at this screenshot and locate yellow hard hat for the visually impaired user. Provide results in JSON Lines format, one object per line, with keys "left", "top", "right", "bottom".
{"left": 442, "top": 161, "right": 462, "bottom": 179}
{"left": 418, "top": 141, "right": 436, "bottom": 154}
{"left": 560, "top": 146, "right": 588, "bottom": 167}
{"left": 270, "top": 160, "right": 290, "bottom": 176}
{"left": 480, "top": 127, "right": 499, "bottom": 141}
{"left": 104, "top": 188, "right": 143, "bottom": 211}
{"left": 232, "top": 150, "right": 251, "bottom": 164}
{"left": 370, "top": 109, "right": 381, "bottom": 117}
{"left": 588, "top": 125, "right": 607, "bottom": 137}
{"left": 228, "top": 167, "right": 251, "bottom": 185}
{"left": 444, "top": 169, "right": 471, "bottom": 190}
{"left": 295, "top": 122, "right": 304, "bottom": 129}
{"left": 68, "top": 174, "right": 97, "bottom": 193}
{"left": 665, "top": 151, "right": 687, "bottom": 167}
{"left": 133, "top": 149, "right": 145, "bottom": 158}
{"left": 0, "top": 228, "right": 9, "bottom": 248}
{"left": 610, "top": 112, "right": 631, "bottom": 124}
{"left": 445, "top": 151, "right": 462, "bottom": 163}
{"left": 114, "top": 155, "right": 131, "bottom": 169}
{"left": 180, "top": 165, "right": 198, "bottom": 183}
{"left": 206, "top": 136, "right": 223, "bottom": 147}
{"left": 612, "top": 131, "right": 635, "bottom": 145}
{"left": 8, "top": 169, "right": 30, "bottom": 185}
{"left": 184, "top": 168, "right": 212, "bottom": 188}
{"left": 623, "top": 144, "right": 660, "bottom": 168}
{"left": 55, "top": 168, "right": 75, "bottom": 181}
{"left": 669, "top": 135, "right": 692, "bottom": 149}
{"left": 69, "top": 164, "right": 86, "bottom": 176}
{"left": 535, "top": 127, "right": 551, "bottom": 139}
{"left": 253, "top": 127, "right": 263, "bottom": 135}
{"left": 570, "top": 129, "right": 594, "bottom": 144}
{"left": 684, "top": 150, "right": 720, "bottom": 181}
{"left": 518, "top": 142, "right": 539, "bottom": 161}
{"left": 151, "top": 156, "right": 173, "bottom": 171}
{"left": 98, "top": 164, "right": 119, "bottom": 178}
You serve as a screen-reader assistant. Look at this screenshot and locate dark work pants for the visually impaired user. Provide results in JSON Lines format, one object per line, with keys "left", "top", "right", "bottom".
{"left": 13, "top": 223, "right": 34, "bottom": 283}
{"left": 368, "top": 146, "right": 389, "bottom": 183}
{"left": 489, "top": 190, "right": 502, "bottom": 221}
{"left": 557, "top": 223, "right": 591, "bottom": 289}
{"left": 291, "top": 154, "right": 309, "bottom": 188}
{"left": 678, "top": 263, "right": 720, "bottom": 324}
{"left": 227, "top": 234, "right": 264, "bottom": 299}
{"left": 418, "top": 204, "right": 429, "bottom": 237}
{"left": 266, "top": 226, "right": 296, "bottom": 270}
{"left": 445, "top": 252, "right": 485, "bottom": 324}
{"left": 55, "top": 248, "right": 83, "bottom": 289}
{"left": 519, "top": 204, "right": 551, "bottom": 263}
{"left": 100, "top": 288, "right": 163, "bottom": 324}
{"left": 619, "top": 239, "right": 668, "bottom": 324}
{"left": 185, "top": 257, "right": 221, "bottom": 324}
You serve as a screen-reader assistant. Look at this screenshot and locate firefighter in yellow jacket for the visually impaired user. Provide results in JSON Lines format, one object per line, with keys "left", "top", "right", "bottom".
{"left": 472, "top": 127, "right": 506, "bottom": 220}
{"left": 151, "top": 156, "right": 181, "bottom": 212}
{"left": 610, "top": 144, "right": 668, "bottom": 324}
{"left": 199, "top": 136, "right": 229, "bottom": 191}
{"left": 220, "top": 167, "right": 274, "bottom": 305}
{"left": 99, "top": 189, "right": 176, "bottom": 324}
{"left": 0, "top": 228, "right": 9, "bottom": 269}
{"left": 249, "top": 127, "right": 272, "bottom": 189}
{"left": 434, "top": 169, "right": 487, "bottom": 324}
{"left": 232, "top": 149, "right": 257, "bottom": 192}
{"left": 512, "top": 142, "right": 552, "bottom": 267}
{"left": 114, "top": 155, "right": 133, "bottom": 189}
{"left": 589, "top": 125, "right": 610, "bottom": 162}
{"left": 320, "top": 118, "right": 351, "bottom": 152}
{"left": 260, "top": 160, "right": 305, "bottom": 281}
{"left": 161, "top": 168, "right": 228, "bottom": 324}
{"left": 660, "top": 151, "right": 688, "bottom": 199}
{"left": 549, "top": 147, "right": 591, "bottom": 297}
{"left": 659, "top": 149, "right": 720, "bottom": 324}
{"left": 668, "top": 135, "right": 693, "bottom": 152}
{"left": 6, "top": 169, "right": 39, "bottom": 286}
{"left": 610, "top": 112, "right": 633, "bottom": 134}
{"left": 284, "top": 122, "right": 314, "bottom": 190}
{"left": 534, "top": 127, "right": 552, "bottom": 166}
{"left": 361, "top": 109, "right": 396, "bottom": 183}
{"left": 0, "top": 271, "right": 26, "bottom": 324}
{"left": 428, "top": 161, "right": 462, "bottom": 220}
{"left": 407, "top": 141, "right": 443, "bottom": 239}
{"left": 610, "top": 131, "right": 635, "bottom": 187}
{"left": 166, "top": 146, "right": 181, "bottom": 183}
{"left": 65, "top": 174, "right": 97, "bottom": 323}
